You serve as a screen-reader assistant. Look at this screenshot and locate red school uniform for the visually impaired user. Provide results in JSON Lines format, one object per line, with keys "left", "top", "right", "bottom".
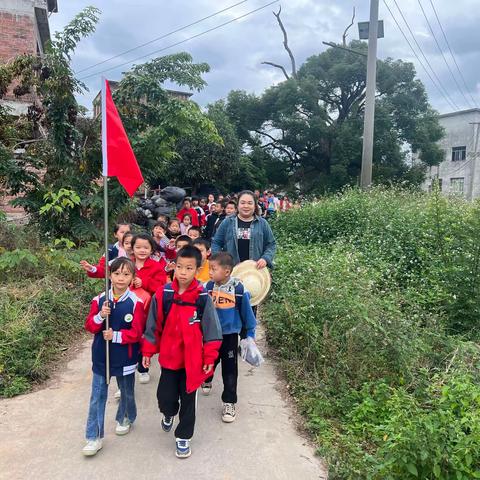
{"left": 177, "top": 208, "right": 200, "bottom": 227}
{"left": 135, "top": 257, "right": 167, "bottom": 294}
{"left": 142, "top": 279, "right": 222, "bottom": 393}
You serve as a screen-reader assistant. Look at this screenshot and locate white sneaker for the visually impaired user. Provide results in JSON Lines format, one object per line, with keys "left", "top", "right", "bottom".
{"left": 82, "top": 439, "right": 103, "bottom": 456}
{"left": 114, "top": 389, "right": 121, "bottom": 400}
{"left": 115, "top": 419, "right": 131, "bottom": 436}
{"left": 139, "top": 372, "right": 150, "bottom": 384}
{"left": 222, "top": 403, "right": 236, "bottom": 423}
{"left": 200, "top": 382, "right": 212, "bottom": 396}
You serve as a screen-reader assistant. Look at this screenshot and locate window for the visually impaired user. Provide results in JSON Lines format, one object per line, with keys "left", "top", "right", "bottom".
{"left": 452, "top": 146, "right": 466, "bottom": 161}
{"left": 450, "top": 177, "right": 465, "bottom": 195}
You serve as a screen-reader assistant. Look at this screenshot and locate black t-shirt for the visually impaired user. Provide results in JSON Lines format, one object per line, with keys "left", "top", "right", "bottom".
{"left": 237, "top": 218, "right": 253, "bottom": 262}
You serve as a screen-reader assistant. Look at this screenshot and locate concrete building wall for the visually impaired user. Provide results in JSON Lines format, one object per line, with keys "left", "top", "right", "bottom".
{"left": 424, "top": 109, "right": 480, "bottom": 200}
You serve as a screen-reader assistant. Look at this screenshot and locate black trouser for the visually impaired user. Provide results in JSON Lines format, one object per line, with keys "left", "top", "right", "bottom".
{"left": 137, "top": 351, "right": 149, "bottom": 373}
{"left": 204, "top": 333, "right": 239, "bottom": 403}
{"left": 157, "top": 368, "right": 196, "bottom": 439}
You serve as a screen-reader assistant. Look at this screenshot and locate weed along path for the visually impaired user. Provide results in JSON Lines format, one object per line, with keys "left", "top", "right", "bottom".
{"left": 0, "top": 326, "right": 326, "bottom": 480}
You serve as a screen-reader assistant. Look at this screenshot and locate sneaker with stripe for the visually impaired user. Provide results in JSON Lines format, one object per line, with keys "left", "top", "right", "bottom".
{"left": 161, "top": 415, "right": 174, "bottom": 433}
{"left": 175, "top": 438, "right": 191, "bottom": 458}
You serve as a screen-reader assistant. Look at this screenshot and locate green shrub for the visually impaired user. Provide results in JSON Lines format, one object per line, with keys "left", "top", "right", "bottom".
{"left": 0, "top": 237, "right": 100, "bottom": 397}
{"left": 265, "top": 187, "right": 480, "bottom": 479}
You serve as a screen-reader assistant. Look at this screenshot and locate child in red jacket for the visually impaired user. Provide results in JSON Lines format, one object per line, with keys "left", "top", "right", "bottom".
{"left": 177, "top": 199, "right": 200, "bottom": 227}
{"left": 131, "top": 233, "right": 167, "bottom": 294}
{"left": 142, "top": 246, "right": 222, "bottom": 459}
{"left": 131, "top": 233, "right": 168, "bottom": 384}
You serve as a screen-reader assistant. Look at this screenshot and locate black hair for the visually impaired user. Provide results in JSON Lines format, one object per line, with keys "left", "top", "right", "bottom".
{"left": 114, "top": 222, "right": 130, "bottom": 234}
{"left": 131, "top": 233, "right": 156, "bottom": 252}
{"left": 110, "top": 257, "right": 135, "bottom": 275}
{"left": 210, "top": 252, "right": 234, "bottom": 271}
{"left": 220, "top": 200, "right": 228, "bottom": 209}
{"left": 153, "top": 221, "right": 168, "bottom": 231}
{"left": 157, "top": 214, "right": 170, "bottom": 222}
{"left": 193, "top": 238, "right": 210, "bottom": 250}
{"left": 238, "top": 190, "right": 257, "bottom": 205}
{"left": 168, "top": 218, "right": 180, "bottom": 226}
{"left": 182, "top": 213, "right": 192, "bottom": 221}
{"left": 188, "top": 226, "right": 201, "bottom": 235}
{"left": 176, "top": 244, "right": 202, "bottom": 268}
{"left": 226, "top": 200, "right": 237, "bottom": 208}
{"left": 175, "top": 235, "right": 192, "bottom": 246}
{"left": 121, "top": 231, "right": 134, "bottom": 245}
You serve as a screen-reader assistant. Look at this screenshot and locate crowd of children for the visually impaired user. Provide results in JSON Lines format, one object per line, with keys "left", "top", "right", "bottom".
{"left": 79, "top": 191, "right": 263, "bottom": 460}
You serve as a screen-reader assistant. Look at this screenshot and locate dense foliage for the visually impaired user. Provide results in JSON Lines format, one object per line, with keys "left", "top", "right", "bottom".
{"left": 222, "top": 41, "right": 444, "bottom": 194}
{"left": 0, "top": 8, "right": 227, "bottom": 243}
{"left": 0, "top": 221, "right": 99, "bottom": 397}
{"left": 264, "top": 188, "right": 480, "bottom": 479}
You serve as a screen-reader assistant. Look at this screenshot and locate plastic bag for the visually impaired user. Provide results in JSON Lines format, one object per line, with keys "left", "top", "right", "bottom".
{"left": 160, "top": 186, "right": 186, "bottom": 203}
{"left": 240, "top": 337, "right": 264, "bottom": 367}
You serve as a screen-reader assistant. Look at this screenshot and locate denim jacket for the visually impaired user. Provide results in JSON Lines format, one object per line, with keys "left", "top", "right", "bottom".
{"left": 211, "top": 215, "right": 276, "bottom": 268}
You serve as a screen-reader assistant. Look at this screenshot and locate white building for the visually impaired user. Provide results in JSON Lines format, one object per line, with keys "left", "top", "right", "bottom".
{"left": 423, "top": 108, "right": 480, "bottom": 200}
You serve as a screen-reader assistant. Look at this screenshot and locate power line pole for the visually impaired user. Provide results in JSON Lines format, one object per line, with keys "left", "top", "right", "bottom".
{"left": 468, "top": 122, "right": 480, "bottom": 200}
{"left": 360, "top": 0, "right": 380, "bottom": 189}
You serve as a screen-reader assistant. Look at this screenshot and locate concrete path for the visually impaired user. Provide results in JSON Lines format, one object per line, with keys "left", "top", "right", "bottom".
{"left": 0, "top": 327, "right": 327, "bottom": 480}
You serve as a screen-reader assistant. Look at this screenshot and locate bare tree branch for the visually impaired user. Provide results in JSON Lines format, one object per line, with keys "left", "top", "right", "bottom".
{"left": 255, "top": 128, "right": 297, "bottom": 164}
{"left": 261, "top": 61, "right": 290, "bottom": 80}
{"left": 342, "top": 7, "right": 356, "bottom": 47}
{"left": 273, "top": 6, "right": 297, "bottom": 78}
{"left": 12, "top": 138, "right": 46, "bottom": 150}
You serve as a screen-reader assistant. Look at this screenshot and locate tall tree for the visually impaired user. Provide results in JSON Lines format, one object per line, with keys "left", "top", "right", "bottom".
{"left": 0, "top": 6, "right": 101, "bottom": 240}
{"left": 167, "top": 100, "right": 241, "bottom": 193}
{"left": 0, "top": 8, "right": 220, "bottom": 241}
{"left": 112, "top": 52, "right": 221, "bottom": 190}
{"left": 225, "top": 40, "right": 444, "bottom": 193}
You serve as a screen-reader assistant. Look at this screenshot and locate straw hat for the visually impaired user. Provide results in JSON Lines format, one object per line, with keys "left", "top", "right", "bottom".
{"left": 232, "top": 260, "right": 271, "bottom": 306}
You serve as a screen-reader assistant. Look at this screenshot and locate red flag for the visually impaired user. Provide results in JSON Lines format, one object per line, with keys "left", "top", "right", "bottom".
{"left": 102, "top": 78, "right": 143, "bottom": 197}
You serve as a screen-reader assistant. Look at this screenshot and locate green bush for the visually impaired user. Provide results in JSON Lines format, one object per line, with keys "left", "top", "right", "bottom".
{"left": 0, "top": 225, "right": 100, "bottom": 397}
{"left": 264, "top": 187, "right": 480, "bottom": 479}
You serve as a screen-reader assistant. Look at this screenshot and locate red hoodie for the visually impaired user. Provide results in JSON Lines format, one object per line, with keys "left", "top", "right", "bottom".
{"left": 142, "top": 279, "right": 222, "bottom": 393}
{"left": 177, "top": 208, "right": 200, "bottom": 227}
{"left": 135, "top": 257, "right": 167, "bottom": 294}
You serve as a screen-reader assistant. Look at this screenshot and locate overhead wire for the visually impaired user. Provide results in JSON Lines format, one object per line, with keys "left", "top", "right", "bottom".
{"left": 75, "top": 0, "right": 250, "bottom": 75}
{"left": 388, "top": 0, "right": 459, "bottom": 110}
{"left": 427, "top": 0, "right": 479, "bottom": 108}
{"left": 78, "top": 0, "right": 279, "bottom": 81}
{"left": 383, "top": 0, "right": 459, "bottom": 111}
{"left": 417, "top": 0, "right": 473, "bottom": 109}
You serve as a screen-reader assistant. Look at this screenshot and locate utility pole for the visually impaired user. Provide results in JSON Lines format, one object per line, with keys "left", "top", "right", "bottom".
{"left": 468, "top": 122, "right": 480, "bottom": 200}
{"left": 360, "top": 0, "right": 380, "bottom": 190}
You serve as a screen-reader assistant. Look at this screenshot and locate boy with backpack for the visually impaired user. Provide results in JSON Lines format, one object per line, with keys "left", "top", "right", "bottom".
{"left": 202, "top": 252, "right": 257, "bottom": 423}
{"left": 141, "top": 246, "right": 222, "bottom": 458}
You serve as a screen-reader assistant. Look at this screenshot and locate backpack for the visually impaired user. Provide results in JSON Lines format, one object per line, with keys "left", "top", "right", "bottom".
{"left": 162, "top": 283, "right": 208, "bottom": 328}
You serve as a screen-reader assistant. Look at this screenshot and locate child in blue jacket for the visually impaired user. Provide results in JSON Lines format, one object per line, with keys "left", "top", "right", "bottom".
{"left": 203, "top": 252, "right": 257, "bottom": 423}
{"left": 82, "top": 257, "right": 145, "bottom": 457}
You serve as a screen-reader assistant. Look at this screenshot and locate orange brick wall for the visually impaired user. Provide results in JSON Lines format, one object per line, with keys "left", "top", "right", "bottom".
{"left": 0, "top": 11, "right": 36, "bottom": 63}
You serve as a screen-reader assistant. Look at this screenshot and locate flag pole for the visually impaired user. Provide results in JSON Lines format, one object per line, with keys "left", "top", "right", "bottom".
{"left": 101, "top": 77, "right": 110, "bottom": 385}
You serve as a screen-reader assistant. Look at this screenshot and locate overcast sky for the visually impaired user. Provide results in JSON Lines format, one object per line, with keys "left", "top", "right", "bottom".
{"left": 49, "top": 0, "right": 480, "bottom": 115}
